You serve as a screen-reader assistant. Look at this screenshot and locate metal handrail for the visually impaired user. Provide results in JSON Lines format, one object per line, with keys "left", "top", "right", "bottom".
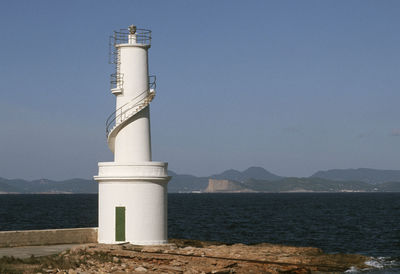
{"left": 109, "top": 28, "right": 152, "bottom": 64}
{"left": 110, "top": 73, "right": 123, "bottom": 89}
{"left": 114, "top": 29, "right": 151, "bottom": 45}
{"left": 105, "top": 76, "right": 156, "bottom": 136}
{"left": 113, "top": 28, "right": 152, "bottom": 45}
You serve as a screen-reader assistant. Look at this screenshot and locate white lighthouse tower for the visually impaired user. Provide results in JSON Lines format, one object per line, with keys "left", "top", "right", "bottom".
{"left": 94, "top": 25, "right": 171, "bottom": 245}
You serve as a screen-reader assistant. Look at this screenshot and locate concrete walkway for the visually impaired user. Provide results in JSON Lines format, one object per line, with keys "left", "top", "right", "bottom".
{"left": 0, "top": 244, "right": 81, "bottom": 259}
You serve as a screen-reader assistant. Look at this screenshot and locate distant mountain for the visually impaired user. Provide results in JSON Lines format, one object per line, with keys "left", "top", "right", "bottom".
{"left": 168, "top": 171, "right": 208, "bottom": 193}
{"left": 0, "top": 178, "right": 97, "bottom": 194}
{"left": 169, "top": 167, "right": 281, "bottom": 193}
{"left": 312, "top": 168, "right": 400, "bottom": 184}
{"left": 1, "top": 167, "right": 400, "bottom": 194}
{"left": 172, "top": 167, "right": 400, "bottom": 193}
{"left": 375, "top": 181, "right": 400, "bottom": 192}
{"left": 211, "top": 169, "right": 243, "bottom": 181}
{"left": 0, "top": 178, "right": 23, "bottom": 193}
{"left": 211, "top": 167, "right": 282, "bottom": 182}
{"left": 243, "top": 177, "right": 375, "bottom": 192}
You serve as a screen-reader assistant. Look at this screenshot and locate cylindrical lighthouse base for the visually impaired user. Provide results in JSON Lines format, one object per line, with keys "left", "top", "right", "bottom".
{"left": 94, "top": 162, "right": 170, "bottom": 245}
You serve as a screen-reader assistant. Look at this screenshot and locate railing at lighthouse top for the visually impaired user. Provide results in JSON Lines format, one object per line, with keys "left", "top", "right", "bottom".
{"left": 105, "top": 76, "right": 156, "bottom": 137}
{"left": 109, "top": 26, "right": 152, "bottom": 64}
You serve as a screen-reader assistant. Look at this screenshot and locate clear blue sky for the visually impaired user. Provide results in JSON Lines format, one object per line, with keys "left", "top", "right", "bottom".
{"left": 0, "top": 0, "right": 399, "bottom": 180}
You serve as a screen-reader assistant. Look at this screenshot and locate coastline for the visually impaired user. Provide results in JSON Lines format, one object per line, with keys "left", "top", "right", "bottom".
{"left": 1, "top": 191, "right": 400, "bottom": 194}
{"left": 0, "top": 239, "right": 371, "bottom": 273}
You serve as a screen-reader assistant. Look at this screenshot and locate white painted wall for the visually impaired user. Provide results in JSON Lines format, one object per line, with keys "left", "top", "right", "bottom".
{"left": 98, "top": 180, "right": 167, "bottom": 245}
{"left": 96, "top": 162, "right": 169, "bottom": 244}
{"left": 114, "top": 107, "right": 152, "bottom": 162}
{"left": 114, "top": 42, "right": 151, "bottom": 162}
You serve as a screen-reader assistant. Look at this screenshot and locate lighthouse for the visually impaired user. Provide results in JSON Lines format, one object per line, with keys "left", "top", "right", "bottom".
{"left": 94, "top": 25, "right": 171, "bottom": 245}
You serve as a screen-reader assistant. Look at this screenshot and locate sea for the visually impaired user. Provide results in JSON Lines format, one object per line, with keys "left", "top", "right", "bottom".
{"left": 0, "top": 193, "right": 399, "bottom": 273}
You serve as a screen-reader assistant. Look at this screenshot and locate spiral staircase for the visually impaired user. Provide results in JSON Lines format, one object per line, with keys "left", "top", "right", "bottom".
{"left": 105, "top": 28, "right": 156, "bottom": 153}
{"left": 105, "top": 78, "right": 156, "bottom": 153}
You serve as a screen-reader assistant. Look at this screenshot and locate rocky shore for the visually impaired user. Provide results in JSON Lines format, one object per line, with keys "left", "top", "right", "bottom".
{"left": 1, "top": 239, "right": 370, "bottom": 273}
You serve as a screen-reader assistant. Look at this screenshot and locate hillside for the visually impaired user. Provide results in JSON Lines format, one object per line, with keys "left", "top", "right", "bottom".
{"left": 203, "top": 177, "right": 377, "bottom": 193}
{"left": 168, "top": 171, "right": 208, "bottom": 193}
{"left": 0, "top": 179, "right": 22, "bottom": 193}
{"left": 0, "top": 178, "right": 97, "bottom": 194}
{"left": 312, "top": 168, "right": 400, "bottom": 184}
{"left": 210, "top": 167, "right": 282, "bottom": 181}
{"left": 1, "top": 167, "right": 400, "bottom": 193}
{"left": 375, "top": 181, "right": 400, "bottom": 192}
{"left": 204, "top": 179, "right": 253, "bottom": 192}
{"left": 243, "top": 177, "right": 375, "bottom": 192}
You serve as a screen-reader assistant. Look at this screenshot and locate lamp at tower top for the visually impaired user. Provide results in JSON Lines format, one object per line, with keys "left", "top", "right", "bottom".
{"left": 110, "top": 26, "right": 152, "bottom": 47}
{"left": 129, "top": 25, "right": 137, "bottom": 35}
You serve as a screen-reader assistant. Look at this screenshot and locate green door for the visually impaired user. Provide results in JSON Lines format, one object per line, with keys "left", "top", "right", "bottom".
{"left": 115, "top": 207, "right": 126, "bottom": 241}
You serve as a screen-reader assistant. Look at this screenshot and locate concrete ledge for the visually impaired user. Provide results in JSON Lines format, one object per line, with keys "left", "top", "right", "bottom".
{"left": 96, "top": 161, "right": 169, "bottom": 178}
{"left": 0, "top": 227, "right": 98, "bottom": 247}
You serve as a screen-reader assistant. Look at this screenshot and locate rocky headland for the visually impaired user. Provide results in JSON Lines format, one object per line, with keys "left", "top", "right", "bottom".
{"left": 0, "top": 239, "right": 371, "bottom": 273}
{"left": 204, "top": 179, "right": 254, "bottom": 193}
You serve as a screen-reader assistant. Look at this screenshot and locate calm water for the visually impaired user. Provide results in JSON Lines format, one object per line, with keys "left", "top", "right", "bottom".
{"left": 0, "top": 193, "right": 399, "bottom": 272}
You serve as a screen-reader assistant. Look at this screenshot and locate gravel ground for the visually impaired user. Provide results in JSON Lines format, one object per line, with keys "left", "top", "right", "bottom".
{"left": 0, "top": 239, "right": 371, "bottom": 273}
